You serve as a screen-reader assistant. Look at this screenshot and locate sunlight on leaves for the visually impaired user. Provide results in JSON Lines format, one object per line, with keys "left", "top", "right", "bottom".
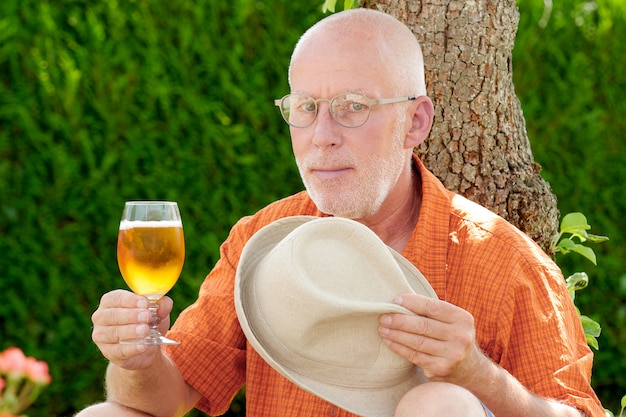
{"left": 322, "top": 0, "right": 337, "bottom": 13}
{"left": 322, "top": 0, "right": 358, "bottom": 13}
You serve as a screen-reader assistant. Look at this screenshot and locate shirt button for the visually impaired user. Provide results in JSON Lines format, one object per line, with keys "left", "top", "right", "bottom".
{"left": 327, "top": 405, "right": 338, "bottom": 416}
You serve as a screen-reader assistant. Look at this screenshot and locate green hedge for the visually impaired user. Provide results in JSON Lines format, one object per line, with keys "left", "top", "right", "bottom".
{"left": 0, "top": 1, "right": 323, "bottom": 415}
{"left": 0, "top": 0, "right": 624, "bottom": 415}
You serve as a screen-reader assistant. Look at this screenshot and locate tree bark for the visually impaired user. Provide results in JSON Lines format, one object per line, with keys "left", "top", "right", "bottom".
{"left": 363, "top": 0, "right": 559, "bottom": 253}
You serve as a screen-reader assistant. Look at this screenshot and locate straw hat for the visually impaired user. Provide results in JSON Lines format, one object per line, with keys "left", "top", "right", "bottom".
{"left": 234, "top": 216, "right": 437, "bottom": 417}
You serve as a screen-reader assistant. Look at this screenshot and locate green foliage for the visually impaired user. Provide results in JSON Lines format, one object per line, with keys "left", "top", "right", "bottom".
{"left": 515, "top": 0, "right": 626, "bottom": 411}
{"left": 550, "top": 213, "right": 626, "bottom": 415}
{"left": 567, "top": 271, "right": 603, "bottom": 349}
{"left": 322, "top": 0, "right": 359, "bottom": 13}
{"left": 551, "top": 213, "right": 606, "bottom": 349}
{"left": 551, "top": 212, "right": 609, "bottom": 265}
{"left": 0, "top": 0, "right": 323, "bottom": 416}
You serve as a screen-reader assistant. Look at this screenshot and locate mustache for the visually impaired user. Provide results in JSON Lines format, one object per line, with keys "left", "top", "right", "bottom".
{"left": 296, "top": 152, "right": 356, "bottom": 171}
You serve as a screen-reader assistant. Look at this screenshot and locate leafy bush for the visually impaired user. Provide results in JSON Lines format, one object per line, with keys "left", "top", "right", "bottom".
{"left": 0, "top": 1, "right": 323, "bottom": 415}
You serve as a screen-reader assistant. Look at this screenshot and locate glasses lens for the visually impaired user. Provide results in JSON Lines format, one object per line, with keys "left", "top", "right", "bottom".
{"left": 331, "top": 93, "right": 370, "bottom": 127}
{"left": 282, "top": 94, "right": 317, "bottom": 128}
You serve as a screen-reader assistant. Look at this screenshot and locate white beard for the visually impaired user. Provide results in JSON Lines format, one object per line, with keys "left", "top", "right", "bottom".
{"left": 297, "top": 112, "right": 407, "bottom": 219}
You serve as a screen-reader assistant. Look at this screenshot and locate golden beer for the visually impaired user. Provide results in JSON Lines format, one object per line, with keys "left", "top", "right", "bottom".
{"left": 117, "top": 220, "right": 184, "bottom": 300}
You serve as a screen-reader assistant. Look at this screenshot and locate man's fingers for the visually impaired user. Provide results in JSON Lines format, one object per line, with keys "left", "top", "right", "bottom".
{"left": 92, "top": 304, "right": 151, "bottom": 327}
{"left": 157, "top": 296, "right": 174, "bottom": 319}
{"left": 394, "top": 294, "right": 461, "bottom": 324}
{"left": 99, "top": 289, "right": 149, "bottom": 309}
{"left": 93, "top": 321, "right": 150, "bottom": 345}
{"left": 93, "top": 292, "right": 174, "bottom": 327}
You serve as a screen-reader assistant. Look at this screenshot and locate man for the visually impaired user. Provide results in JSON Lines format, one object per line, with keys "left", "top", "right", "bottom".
{"left": 78, "top": 9, "right": 604, "bottom": 417}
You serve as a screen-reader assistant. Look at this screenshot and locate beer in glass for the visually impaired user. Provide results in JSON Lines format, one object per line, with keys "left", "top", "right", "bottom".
{"left": 117, "top": 201, "right": 184, "bottom": 345}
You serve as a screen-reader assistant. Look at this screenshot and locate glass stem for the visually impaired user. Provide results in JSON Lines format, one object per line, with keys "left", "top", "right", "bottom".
{"left": 148, "top": 300, "right": 161, "bottom": 338}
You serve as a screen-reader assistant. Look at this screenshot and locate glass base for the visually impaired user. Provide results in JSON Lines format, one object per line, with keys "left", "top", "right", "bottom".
{"left": 120, "top": 334, "right": 181, "bottom": 346}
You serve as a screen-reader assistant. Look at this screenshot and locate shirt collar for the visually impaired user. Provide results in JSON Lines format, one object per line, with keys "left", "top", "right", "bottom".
{"left": 401, "top": 155, "right": 453, "bottom": 299}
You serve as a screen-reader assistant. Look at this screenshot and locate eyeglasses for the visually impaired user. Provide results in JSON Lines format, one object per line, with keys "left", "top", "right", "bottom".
{"left": 274, "top": 92, "right": 417, "bottom": 128}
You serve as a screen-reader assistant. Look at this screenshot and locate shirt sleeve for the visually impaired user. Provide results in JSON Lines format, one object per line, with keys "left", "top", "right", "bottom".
{"left": 445, "top": 213, "right": 605, "bottom": 417}
{"left": 163, "top": 194, "right": 320, "bottom": 415}
{"left": 500, "top": 261, "right": 603, "bottom": 417}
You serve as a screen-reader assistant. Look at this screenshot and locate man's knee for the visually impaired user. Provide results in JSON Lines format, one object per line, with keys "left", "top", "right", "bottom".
{"left": 395, "top": 382, "right": 488, "bottom": 417}
{"left": 74, "top": 402, "right": 154, "bottom": 417}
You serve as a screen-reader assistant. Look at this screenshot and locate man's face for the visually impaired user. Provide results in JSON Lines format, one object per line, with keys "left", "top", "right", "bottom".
{"left": 289, "top": 39, "right": 411, "bottom": 220}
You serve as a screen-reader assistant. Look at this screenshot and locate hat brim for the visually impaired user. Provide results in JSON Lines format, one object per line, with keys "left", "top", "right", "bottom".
{"left": 235, "top": 216, "right": 436, "bottom": 417}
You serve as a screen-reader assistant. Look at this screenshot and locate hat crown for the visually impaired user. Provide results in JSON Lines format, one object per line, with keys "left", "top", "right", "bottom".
{"left": 253, "top": 219, "right": 415, "bottom": 387}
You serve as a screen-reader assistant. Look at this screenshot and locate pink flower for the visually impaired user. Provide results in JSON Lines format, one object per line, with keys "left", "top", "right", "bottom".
{"left": 0, "top": 348, "right": 26, "bottom": 375}
{"left": 0, "top": 347, "right": 51, "bottom": 415}
{"left": 23, "top": 357, "right": 51, "bottom": 385}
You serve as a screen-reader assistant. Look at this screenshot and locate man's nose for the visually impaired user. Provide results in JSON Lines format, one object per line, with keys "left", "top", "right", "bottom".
{"left": 312, "top": 102, "right": 342, "bottom": 147}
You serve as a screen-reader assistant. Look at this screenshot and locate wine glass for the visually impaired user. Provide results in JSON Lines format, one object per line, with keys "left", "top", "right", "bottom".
{"left": 116, "top": 201, "right": 185, "bottom": 345}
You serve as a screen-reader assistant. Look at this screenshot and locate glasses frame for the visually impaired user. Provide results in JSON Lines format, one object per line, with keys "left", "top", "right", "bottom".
{"left": 274, "top": 93, "right": 417, "bottom": 128}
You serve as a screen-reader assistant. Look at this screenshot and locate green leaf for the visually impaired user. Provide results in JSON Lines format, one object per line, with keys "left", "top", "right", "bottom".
{"left": 322, "top": 0, "right": 337, "bottom": 13}
{"left": 585, "top": 334, "right": 599, "bottom": 350}
{"left": 558, "top": 238, "right": 597, "bottom": 264}
{"left": 344, "top": 0, "right": 359, "bottom": 10}
{"left": 556, "top": 237, "right": 577, "bottom": 253}
{"left": 580, "top": 314, "right": 601, "bottom": 337}
{"left": 571, "top": 244, "right": 597, "bottom": 265}
{"left": 560, "top": 212, "right": 591, "bottom": 234}
{"left": 621, "top": 393, "right": 626, "bottom": 408}
{"left": 587, "top": 233, "right": 610, "bottom": 244}
{"left": 566, "top": 272, "right": 589, "bottom": 293}
{"left": 324, "top": 0, "right": 358, "bottom": 12}
{"left": 560, "top": 213, "right": 590, "bottom": 243}
{"left": 604, "top": 409, "right": 614, "bottom": 417}
{"left": 571, "top": 230, "right": 590, "bottom": 243}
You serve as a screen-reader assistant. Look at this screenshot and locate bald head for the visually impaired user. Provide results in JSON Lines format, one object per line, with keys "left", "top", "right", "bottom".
{"left": 289, "top": 9, "right": 427, "bottom": 96}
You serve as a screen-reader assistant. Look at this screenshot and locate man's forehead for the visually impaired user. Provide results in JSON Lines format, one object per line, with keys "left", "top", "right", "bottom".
{"left": 292, "top": 38, "right": 386, "bottom": 72}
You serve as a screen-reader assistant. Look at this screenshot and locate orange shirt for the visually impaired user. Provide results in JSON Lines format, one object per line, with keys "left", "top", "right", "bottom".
{"left": 165, "top": 157, "right": 604, "bottom": 417}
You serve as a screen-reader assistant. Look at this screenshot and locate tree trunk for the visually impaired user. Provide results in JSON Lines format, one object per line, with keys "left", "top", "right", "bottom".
{"left": 363, "top": 0, "right": 559, "bottom": 253}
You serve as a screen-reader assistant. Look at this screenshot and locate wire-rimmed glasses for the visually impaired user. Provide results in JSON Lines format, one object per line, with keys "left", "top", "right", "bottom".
{"left": 274, "top": 92, "right": 417, "bottom": 128}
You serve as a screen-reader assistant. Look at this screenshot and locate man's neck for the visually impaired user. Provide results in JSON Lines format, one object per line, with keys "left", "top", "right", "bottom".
{"left": 360, "top": 165, "right": 422, "bottom": 253}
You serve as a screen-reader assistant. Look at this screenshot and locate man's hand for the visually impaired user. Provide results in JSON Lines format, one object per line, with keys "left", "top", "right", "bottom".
{"left": 379, "top": 294, "right": 587, "bottom": 417}
{"left": 378, "top": 293, "right": 488, "bottom": 386}
{"left": 91, "top": 289, "right": 174, "bottom": 370}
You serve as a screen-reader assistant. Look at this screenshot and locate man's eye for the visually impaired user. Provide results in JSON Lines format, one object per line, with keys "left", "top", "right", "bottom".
{"left": 349, "top": 102, "right": 365, "bottom": 111}
{"left": 294, "top": 101, "right": 315, "bottom": 113}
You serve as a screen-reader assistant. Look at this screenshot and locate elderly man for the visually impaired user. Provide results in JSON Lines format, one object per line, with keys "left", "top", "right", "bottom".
{"left": 77, "top": 9, "right": 603, "bottom": 417}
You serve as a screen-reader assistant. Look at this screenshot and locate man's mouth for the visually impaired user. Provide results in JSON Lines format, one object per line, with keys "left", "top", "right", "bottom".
{"left": 310, "top": 167, "right": 351, "bottom": 180}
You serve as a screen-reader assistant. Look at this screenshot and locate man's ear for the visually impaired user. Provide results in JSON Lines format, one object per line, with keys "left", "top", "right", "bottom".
{"left": 404, "top": 96, "right": 434, "bottom": 149}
